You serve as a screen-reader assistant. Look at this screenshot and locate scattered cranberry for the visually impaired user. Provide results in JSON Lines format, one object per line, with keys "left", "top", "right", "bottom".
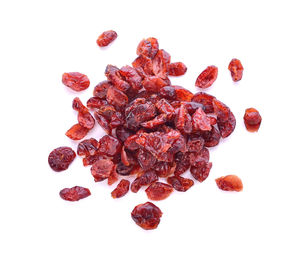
{"left": 228, "top": 58, "right": 244, "bottom": 81}
{"left": 97, "top": 30, "right": 117, "bottom": 47}
{"left": 195, "top": 66, "right": 218, "bottom": 89}
{"left": 215, "top": 175, "right": 243, "bottom": 192}
{"left": 244, "top": 108, "right": 262, "bottom": 132}
{"left": 59, "top": 186, "right": 91, "bottom": 201}
{"left": 62, "top": 72, "right": 90, "bottom": 91}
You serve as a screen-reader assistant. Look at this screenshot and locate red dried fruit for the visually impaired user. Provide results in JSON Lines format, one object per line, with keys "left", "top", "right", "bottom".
{"left": 116, "top": 126, "right": 134, "bottom": 143}
{"left": 78, "top": 111, "right": 95, "bottom": 129}
{"left": 192, "top": 107, "right": 211, "bottom": 131}
{"left": 132, "top": 55, "right": 153, "bottom": 75}
{"left": 111, "top": 179, "right": 130, "bottom": 198}
{"left": 93, "top": 81, "right": 112, "bottom": 99}
{"left": 159, "top": 86, "right": 177, "bottom": 100}
{"left": 167, "top": 62, "right": 187, "bottom": 76}
{"left": 190, "top": 161, "right": 212, "bottom": 182}
{"left": 195, "top": 66, "right": 218, "bottom": 89}
{"left": 182, "top": 102, "right": 205, "bottom": 114}
{"left": 83, "top": 154, "right": 103, "bottom": 166}
{"left": 107, "top": 166, "right": 119, "bottom": 185}
{"left": 244, "top": 108, "right": 262, "bottom": 132}
{"left": 96, "top": 30, "right": 117, "bottom": 47}
{"left": 173, "top": 86, "right": 193, "bottom": 102}
{"left": 192, "top": 92, "right": 215, "bottom": 113}
{"left": 131, "top": 170, "right": 158, "bottom": 193}
{"left": 153, "top": 161, "right": 175, "bottom": 178}
{"left": 141, "top": 114, "right": 167, "bottom": 129}
{"left": 142, "top": 76, "right": 168, "bottom": 93}
{"left": 155, "top": 99, "right": 175, "bottom": 120}
{"left": 228, "top": 59, "right": 244, "bottom": 82}
{"left": 59, "top": 186, "right": 91, "bottom": 201}
{"left": 189, "top": 147, "right": 210, "bottom": 166}
{"left": 48, "top": 147, "right": 76, "bottom": 172}
{"left": 187, "top": 136, "right": 205, "bottom": 153}
{"left": 105, "top": 65, "right": 131, "bottom": 92}
{"left": 65, "top": 123, "right": 89, "bottom": 140}
{"left": 145, "top": 182, "right": 173, "bottom": 201}
{"left": 98, "top": 135, "right": 121, "bottom": 157}
{"left": 175, "top": 104, "right": 192, "bottom": 134}
{"left": 62, "top": 72, "right": 90, "bottom": 92}
{"left": 116, "top": 163, "right": 134, "bottom": 176}
{"left": 119, "top": 65, "right": 143, "bottom": 91}
{"left": 131, "top": 202, "right": 162, "bottom": 230}
{"left": 136, "top": 37, "right": 159, "bottom": 59}
{"left": 87, "top": 97, "right": 108, "bottom": 109}
{"left": 137, "top": 149, "right": 157, "bottom": 170}
{"left": 200, "top": 126, "right": 221, "bottom": 147}
{"left": 94, "top": 111, "right": 111, "bottom": 134}
{"left": 72, "top": 97, "right": 88, "bottom": 113}
{"left": 152, "top": 49, "right": 171, "bottom": 78}
{"left": 167, "top": 176, "right": 194, "bottom": 192}
{"left": 174, "top": 152, "right": 191, "bottom": 176}
{"left": 91, "top": 159, "right": 115, "bottom": 182}
{"left": 215, "top": 175, "right": 243, "bottom": 192}
{"left": 106, "top": 86, "right": 128, "bottom": 109}
{"left": 77, "top": 138, "right": 99, "bottom": 157}
{"left": 124, "top": 134, "right": 140, "bottom": 150}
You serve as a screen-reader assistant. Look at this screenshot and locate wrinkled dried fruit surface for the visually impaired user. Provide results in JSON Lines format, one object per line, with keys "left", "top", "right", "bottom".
{"left": 65, "top": 124, "right": 89, "bottom": 140}
{"left": 97, "top": 30, "right": 117, "bottom": 47}
{"left": 48, "top": 147, "right": 76, "bottom": 172}
{"left": 106, "top": 86, "right": 128, "bottom": 109}
{"left": 62, "top": 72, "right": 90, "bottom": 91}
{"left": 59, "top": 186, "right": 91, "bottom": 201}
{"left": 145, "top": 182, "right": 173, "bottom": 201}
{"left": 77, "top": 138, "right": 99, "bottom": 156}
{"left": 98, "top": 135, "right": 121, "bottom": 156}
{"left": 137, "top": 37, "right": 159, "bottom": 59}
{"left": 174, "top": 86, "right": 193, "bottom": 102}
{"left": 192, "top": 107, "right": 211, "bottom": 131}
{"left": 111, "top": 179, "right": 130, "bottom": 198}
{"left": 190, "top": 161, "right": 212, "bottom": 182}
{"left": 91, "top": 159, "right": 115, "bottom": 182}
{"left": 215, "top": 175, "right": 243, "bottom": 192}
{"left": 192, "top": 92, "right": 215, "bottom": 113}
{"left": 175, "top": 104, "right": 192, "bottom": 134}
{"left": 131, "top": 202, "right": 162, "bottom": 230}
{"left": 244, "top": 108, "right": 262, "bottom": 132}
{"left": 228, "top": 58, "right": 243, "bottom": 82}
{"left": 168, "top": 62, "right": 187, "bottom": 76}
{"left": 195, "top": 66, "right": 218, "bottom": 89}
{"left": 167, "top": 176, "right": 194, "bottom": 192}
{"left": 131, "top": 170, "right": 158, "bottom": 193}
{"left": 93, "top": 81, "right": 112, "bottom": 99}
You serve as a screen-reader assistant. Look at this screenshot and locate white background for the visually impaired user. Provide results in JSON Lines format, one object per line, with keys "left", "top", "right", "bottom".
{"left": 0, "top": 0, "right": 299, "bottom": 253}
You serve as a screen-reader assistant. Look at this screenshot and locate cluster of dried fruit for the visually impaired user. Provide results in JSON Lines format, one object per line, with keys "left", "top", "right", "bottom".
{"left": 49, "top": 31, "right": 262, "bottom": 230}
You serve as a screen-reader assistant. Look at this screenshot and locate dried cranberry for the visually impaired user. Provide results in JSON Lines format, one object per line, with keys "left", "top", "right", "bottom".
{"left": 131, "top": 170, "right": 158, "bottom": 193}
{"left": 168, "top": 62, "right": 187, "bottom": 76}
{"left": 77, "top": 138, "right": 99, "bottom": 157}
{"left": 96, "top": 30, "right": 117, "bottom": 47}
{"left": 87, "top": 97, "right": 108, "bottom": 109}
{"left": 111, "top": 179, "right": 130, "bottom": 198}
{"left": 48, "top": 147, "right": 76, "bottom": 172}
{"left": 62, "top": 72, "right": 90, "bottom": 91}
{"left": 59, "top": 186, "right": 91, "bottom": 201}
{"left": 195, "top": 66, "right": 218, "bottom": 89}
{"left": 93, "top": 81, "right": 112, "bottom": 99}
{"left": 192, "top": 92, "right": 215, "bottom": 113}
{"left": 167, "top": 176, "right": 194, "bottom": 192}
{"left": 136, "top": 37, "right": 159, "bottom": 58}
{"left": 65, "top": 124, "right": 89, "bottom": 140}
{"left": 244, "top": 108, "right": 262, "bottom": 132}
{"left": 131, "top": 202, "right": 162, "bottom": 230}
{"left": 215, "top": 175, "right": 243, "bottom": 191}
{"left": 145, "top": 182, "right": 173, "bottom": 201}
{"left": 190, "top": 161, "right": 212, "bottom": 182}
{"left": 98, "top": 135, "right": 121, "bottom": 157}
{"left": 91, "top": 159, "right": 115, "bottom": 182}
{"left": 228, "top": 59, "right": 243, "bottom": 81}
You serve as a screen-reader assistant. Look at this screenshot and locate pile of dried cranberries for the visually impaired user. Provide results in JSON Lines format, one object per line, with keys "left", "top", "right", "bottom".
{"left": 48, "top": 31, "right": 262, "bottom": 230}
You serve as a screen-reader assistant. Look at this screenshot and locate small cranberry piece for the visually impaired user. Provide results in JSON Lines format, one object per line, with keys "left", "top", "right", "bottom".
{"left": 62, "top": 72, "right": 90, "bottom": 91}
{"left": 228, "top": 58, "right": 244, "bottom": 81}
{"left": 195, "top": 66, "right": 218, "bottom": 89}
{"left": 48, "top": 147, "right": 76, "bottom": 172}
{"left": 96, "top": 30, "right": 117, "bottom": 47}
{"left": 167, "top": 62, "right": 187, "bottom": 76}
{"left": 244, "top": 108, "right": 262, "bottom": 132}
{"left": 111, "top": 179, "right": 130, "bottom": 199}
{"left": 145, "top": 182, "right": 173, "bottom": 201}
{"left": 59, "top": 186, "right": 91, "bottom": 201}
{"left": 215, "top": 175, "right": 243, "bottom": 192}
{"left": 167, "top": 175, "right": 194, "bottom": 192}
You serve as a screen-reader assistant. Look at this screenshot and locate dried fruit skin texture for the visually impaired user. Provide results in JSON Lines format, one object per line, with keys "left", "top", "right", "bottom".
{"left": 48, "top": 147, "right": 76, "bottom": 172}
{"left": 145, "top": 182, "right": 173, "bottom": 201}
{"left": 167, "top": 176, "right": 194, "bottom": 192}
{"left": 65, "top": 124, "right": 89, "bottom": 140}
{"left": 62, "top": 72, "right": 90, "bottom": 91}
{"left": 228, "top": 58, "right": 244, "bottom": 81}
{"left": 97, "top": 30, "right": 117, "bottom": 47}
{"left": 215, "top": 175, "right": 243, "bottom": 192}
{"left": 244, "top": 108, "right": 262, "bottom": 132}
{"left": 195, "top": 66, "right": 218, "bottom": 89}
{"left": 131, "top": 202, "right": 162, "bottom": 230}
{"left": 59, "top": 186, "right": 91, "bottom": 201}
{"left": 111, "top": 179, "right": 130, "bottom": 198}
{"left": 91, "top": 159, "right": 115, "bottom": 182}
{"left": 168, "top": 62, "right": 187, "bottom": 76}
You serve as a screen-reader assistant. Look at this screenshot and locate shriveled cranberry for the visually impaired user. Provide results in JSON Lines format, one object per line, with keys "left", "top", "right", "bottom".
{"left": 78, "top": 111, "right": 95, "bottom": 129}
{"left": 119, "top": 65, "right": 143, "bottom": 91}
{"left": 195, "top": 65, "right": 218, "bottom": 89}
{"left": 77, "top": 138, "right": 99, "bottom": 157}
{"left": 145, "top": 182, "right": 173, "bottom": 201}
{"left": 136, "top": 37, "right": 159, "bottom": 59}
{"left": 105, "top": 65, "right": 130, "bottom": 92}
{"left": 192, "top": 92, "right": 215, "bottom": 113}
{"left": 153, "top": 161, "right": 175, "bottom": 177}
{"left": 107, "top": 166, "right": 119, "bottom": 185}
{"left": 167, "top": 176, "right": 194, "bottom": 192}
{"left": 131, "top": 202, "right": 162, "bottom": 230}
{"left": 116, "top": 126, "right": 134, "bottom": 143}
{"left": 137, "top": 149, "right": 157, "bottom": 170}
{"left": 190, "top": 161, "right": 212, "bottom": 182}
{"left": 215, "top": 175, "right": 243, "bottom": 191}
{"left": 65, "top": 123, "right": 89, "bottom": 140}
{"left": 173, "top": 86, "right": 193, "bottom": 102}
{"left": 111, "top": 179, "right": 130, "bottom": 199}
{"left": 141, "top": 114, "right": 167, "bottom": 129}
{"left": 168, "top": 62, "right": 187, "bottom": 76}
{"left": 91, "top": 159, "right": 115, "bottom": 182}
{"left": 82, "top": 154, "right": 103, "bottom": 166}
{"left": 174, "top": 152, "right": 191, "bottom": 176}
{"left": 175, "top": 104, "right": 192, "bottom": 134}
{"left": 152, "top": 49, "right": 171, "bottom": 78}
{"left": 159, "top": 86, "right": 177, "bottom": 100}
{"left": 98, "top": 135, "right": 121, "bottom": 157}
{"left": 87, "top": 97, "right": 108, "bottom": 109}
{"left": 228, "top": 58, "right": 244, "bottom": 81}
{"left": 62, "top": 72, "right": 90, "bottom": 91}
{"left": 200, "top": 126, "right": 221, "bottom": 147}
{"left": 93, "top": 81, "right": 112, "bottom": 99}
{"left": 132, "top": 55, "right": 153, "bottom": 75}
{"left": 142, "top": 76, "right": 168, "bottom": 93}
{"left": 192, "top": 107, "right": 211, "bottom": 131}
{"left": 155, "top": 99, "right": 175, "bottom": 120}
{"left": 96, "top": 30, "right": 117, "bottom": 47}
{"left": 189, "top": 147, "right": 210, "bottom": 166}
{"left": 48, "top": 147, "right": 76, "bottom": 172}
{"left": 106, "top": 86, "right": 128, "bottom": 109}
{"left": 244, "top": 108, "right": 262, "bottom": 132}
{"left": 187, "top": 136, "right": 205, "bottom": 153}
{"left": 116, "top": 163, "right": 134, "bottom": 176}
{"left": 94, "top": 112, "right": 111, "bottom": 134}
{"left": 131, "top": 170, "right": 158, "bottom": 193}
{"left": 72, "top": 97, "right": 88, "bottom": 113}
{"left": 59, "top": 186, "right": 91, "bottom": 201}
